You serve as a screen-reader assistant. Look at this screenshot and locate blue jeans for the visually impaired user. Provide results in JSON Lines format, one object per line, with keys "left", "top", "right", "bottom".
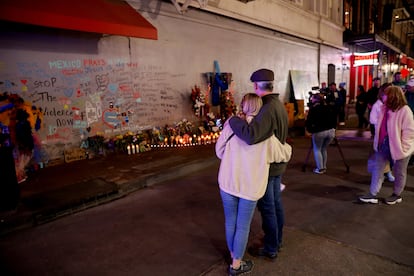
{"left": 370, "top": 138, "right": 410, "bottom": 196}
{"left": 220, "top": 189, "right": 257, "bottom": 260}
{"left": 257, "top": 175, "right": 284, "bottom": 254}
{"left": 312, "top": 129, "right": 335, "bottom": 170}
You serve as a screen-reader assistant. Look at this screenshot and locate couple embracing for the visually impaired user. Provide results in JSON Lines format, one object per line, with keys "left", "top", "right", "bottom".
{"left": 215, "top": 69, "right": 291, "bottom": 275}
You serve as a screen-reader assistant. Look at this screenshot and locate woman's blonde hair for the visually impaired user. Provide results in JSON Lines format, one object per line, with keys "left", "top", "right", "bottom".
{"left": 241, "top": 93, "right": 262, "bottom": 117}
{"left": 384, "top": 85, "right": 407, "bottom": 111}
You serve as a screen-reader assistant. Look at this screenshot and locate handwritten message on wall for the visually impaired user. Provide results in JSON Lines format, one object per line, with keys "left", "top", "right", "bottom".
{"left": 0, "top": 56, "right": 190, "bottom": 149}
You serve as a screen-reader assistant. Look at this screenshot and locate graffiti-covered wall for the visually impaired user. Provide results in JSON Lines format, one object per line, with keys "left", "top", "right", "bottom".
{"left": 0, "top": 49, "right": 194, "bottom": 159}
{"left": 0, "top": 3, "right": 340, "bottom": 162}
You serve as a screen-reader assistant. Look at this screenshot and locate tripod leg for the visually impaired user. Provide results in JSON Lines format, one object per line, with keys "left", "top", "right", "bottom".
{"left": 334, "top": 137, "right": 350, "bottom": 173}
{"left": 302, "top": 139, "right": 313, "bottom": 172}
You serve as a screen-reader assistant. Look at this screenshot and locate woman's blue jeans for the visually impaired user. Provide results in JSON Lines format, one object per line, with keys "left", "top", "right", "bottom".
{"left": 257, "top": 175, "right": 284, "bottom": 254}
{"left": 312, "top": 128, "right": 335, "bottom": 170}
{"left": 220, "top": 189, "right": 257, "bottom": 260}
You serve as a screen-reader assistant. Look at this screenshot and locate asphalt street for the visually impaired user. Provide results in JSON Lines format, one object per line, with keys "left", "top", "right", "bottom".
{"left": 0, "top": 131, "right": 413, "bottom": 275}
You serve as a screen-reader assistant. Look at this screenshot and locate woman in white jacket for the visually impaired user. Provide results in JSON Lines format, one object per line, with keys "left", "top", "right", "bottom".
{"left": 360, "top": 85, "right": 414, "bottom": 205}
{"left": 215, "top": 93, "right": 291, "bottom": 275}
{"left": 369, "top": 83, "right": 395, "bottom": 182}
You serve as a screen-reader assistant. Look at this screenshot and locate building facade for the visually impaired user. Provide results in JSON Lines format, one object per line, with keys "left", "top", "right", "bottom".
{"left": 0, "top": 0, "right": 345, "bottom": 161}
{"left": 343, "top": 0, "right": 414, "bottom": 99}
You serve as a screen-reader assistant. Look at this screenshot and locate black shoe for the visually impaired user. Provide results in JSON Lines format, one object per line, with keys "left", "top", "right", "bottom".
{"left": 359, "top": 193, "right": 378, "bottom": 204}
{"left": 248, "top": 247, "right": 277, "bottom": 259}
{"left": 228, "top": 260, "right": 253, "bottom": 276}
{"left": 385, "top": 194, "right": 402, "bottom": 205}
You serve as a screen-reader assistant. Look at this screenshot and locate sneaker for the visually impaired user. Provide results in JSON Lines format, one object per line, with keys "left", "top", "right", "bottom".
{"left": 385, "top": 171, "right": 395, "bottom": 182}
{"left": 385, "top": 194, "right": 402, "bottom": 205}
{"left": 229, "top": 260, "right": 253, "bottom": 276}
{"left": 248, "top": 247, "right": 277, "bottom": 260}
{"left": 313, "top": 168, "right": 325, "bottom": 174}
{"left": 359, "top": 194, "right": 378, "bottom": 204}
{"left": 17, "top": 176, "right": 27, "bottom": 184}
{"left": 280, "top": 183, "right": 286, "bottom": 192}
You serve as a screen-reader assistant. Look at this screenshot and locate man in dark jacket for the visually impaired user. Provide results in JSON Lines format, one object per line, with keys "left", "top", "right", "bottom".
{"left": 229, "top": 68, "right": 288, "bottom": 260}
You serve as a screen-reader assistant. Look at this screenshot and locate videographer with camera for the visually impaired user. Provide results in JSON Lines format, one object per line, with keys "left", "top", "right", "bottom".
{"left": 305, "top": 93, "right": 338, "bottom": 174}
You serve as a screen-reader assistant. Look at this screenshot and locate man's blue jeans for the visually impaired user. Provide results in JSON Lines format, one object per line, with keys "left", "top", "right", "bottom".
{"left": 220, "top": 189, "right": 257, "bottom": 260}
{"left": 257, "top": 175, "right": 284, "bottom": 254}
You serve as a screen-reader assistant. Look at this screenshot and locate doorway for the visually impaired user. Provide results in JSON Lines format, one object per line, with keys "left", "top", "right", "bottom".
{"left": 328, "top": 63, "right": 335, "bottom": 84}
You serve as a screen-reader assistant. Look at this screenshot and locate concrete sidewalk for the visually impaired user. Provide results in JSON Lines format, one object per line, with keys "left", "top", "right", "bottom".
{"left": 0, "top": 128, "right": 407, "bottom": 235}
{"left": 0, "top": 129, "right": 413, "bottom": 276}
{"left": 0, "top": 129, "right": 414, "bottom": 276}
{"left": 0, "top": 143, "right": 218, "bottom": 235}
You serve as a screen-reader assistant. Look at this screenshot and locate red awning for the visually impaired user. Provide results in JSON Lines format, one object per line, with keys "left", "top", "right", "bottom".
{"left": 400, "top": 54, "right": 407, "bottom": 65}
{"left": 408, "top": 58, "right": 414, "bottom": 69}
{"left": 0, "top": 0, "right": 157, "bottom": 40}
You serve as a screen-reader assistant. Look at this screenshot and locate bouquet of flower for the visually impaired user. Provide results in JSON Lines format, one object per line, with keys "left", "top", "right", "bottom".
{"left": 190, "top": 85, "right": 208, "bottom": 117}
{"left": 176, "top": 118, "right": 193, "bottom": 136}
{"left": 220, "top": 90, "right": 237, "bottom": 120}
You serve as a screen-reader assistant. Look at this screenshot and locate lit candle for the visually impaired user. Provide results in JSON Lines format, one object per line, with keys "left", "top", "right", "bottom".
{"left": 127, "top": 145, "right": 131, "bottom": 155}
{"left": 135, "top": 144, "right": 139, "bottom": 153}
{"left": 131, "top": 144, "right": 136, "bottom": 154}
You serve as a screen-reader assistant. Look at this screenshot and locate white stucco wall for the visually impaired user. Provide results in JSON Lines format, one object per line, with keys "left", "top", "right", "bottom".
{"left": 0, "top": 1, "right": 343, "bottom": 160}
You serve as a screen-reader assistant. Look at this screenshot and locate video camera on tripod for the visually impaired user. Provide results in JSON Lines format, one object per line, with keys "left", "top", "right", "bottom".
{"left": 307, "top": 86, "right": 322, "bottom": 108}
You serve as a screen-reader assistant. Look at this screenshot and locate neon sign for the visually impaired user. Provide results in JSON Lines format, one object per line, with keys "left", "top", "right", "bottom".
{"left": 353, "top": 50, "right": 380, "bottom": 66}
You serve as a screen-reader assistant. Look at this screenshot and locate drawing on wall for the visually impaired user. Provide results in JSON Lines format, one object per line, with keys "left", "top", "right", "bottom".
{"left": 0, "top": 56, "right": 190, "bottom": 159}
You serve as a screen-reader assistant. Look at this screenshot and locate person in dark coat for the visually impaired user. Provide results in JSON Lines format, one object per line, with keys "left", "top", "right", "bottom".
{"left": 355, "top": 85, "right": 369, "bottom": 129}
{"left": 305, "top": 93, "right": 337, "bottom": 174}
{"left": 337, "top": 83, "right": 347, "bottom": 125}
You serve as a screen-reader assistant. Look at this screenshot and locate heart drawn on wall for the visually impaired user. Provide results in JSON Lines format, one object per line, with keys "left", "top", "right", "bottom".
{"left": 63, "top": 88, "right": 74, "bottom": 98}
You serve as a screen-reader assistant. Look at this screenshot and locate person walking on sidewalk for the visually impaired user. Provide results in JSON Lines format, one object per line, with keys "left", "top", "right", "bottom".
{"left": 216, "top": 93, "right": 291, "bottom": 275}
{"left": 305, "top": 93, "right": 337, "bottom": 174}
{"left": 369, "top": 83, "right": 395, "bottom": 182}
{"left": 228, "top": 68, "right": 289, "bottom": 260}
{"left": 359, "top": 86, "right": 414, "bottom": 205}
{"left": 355, "top": 85, "right": 369, "bottom": 129}
{"left": 337, "top": 82, "right": 347, "bottom": 126}
{"left": 367, "top": 77, "right": 381, "bottom": 137}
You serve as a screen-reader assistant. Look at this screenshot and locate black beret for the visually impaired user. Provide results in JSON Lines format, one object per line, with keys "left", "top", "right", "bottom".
{"left": 250, "top": 69, "right": 274, "bottom": 82}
